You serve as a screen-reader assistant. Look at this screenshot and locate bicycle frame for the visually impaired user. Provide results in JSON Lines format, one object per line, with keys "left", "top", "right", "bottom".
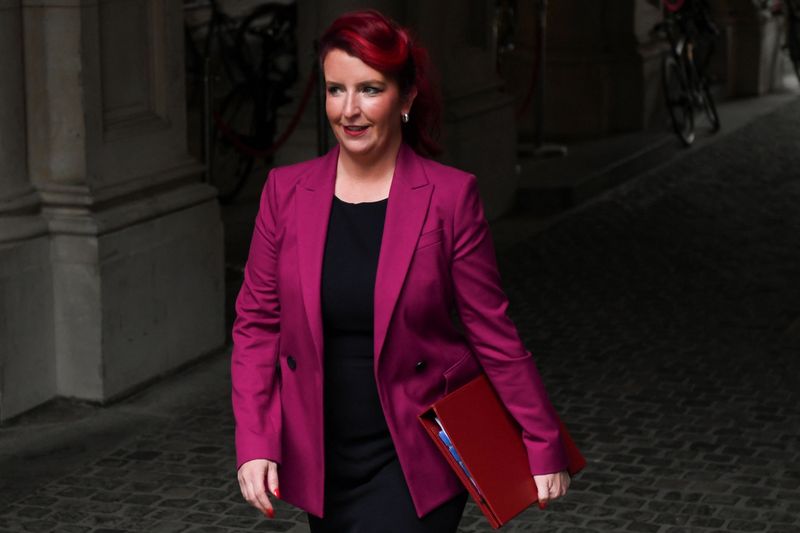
{"left": 661, "top": 17, "right": 695, "bottom": 92}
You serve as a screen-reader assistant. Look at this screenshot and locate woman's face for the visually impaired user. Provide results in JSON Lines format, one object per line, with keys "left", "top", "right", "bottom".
{"left": 323, "top": 48, "right": 414, "bottom": 161}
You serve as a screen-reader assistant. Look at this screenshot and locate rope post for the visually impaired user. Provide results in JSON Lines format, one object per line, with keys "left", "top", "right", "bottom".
{"left": 533, "top": 0, "right": 567, "bottom": 159}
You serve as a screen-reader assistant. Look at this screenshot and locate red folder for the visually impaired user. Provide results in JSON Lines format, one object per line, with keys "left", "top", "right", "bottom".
{"left": 419, "top": 373, "right": 586, "bottom": 529}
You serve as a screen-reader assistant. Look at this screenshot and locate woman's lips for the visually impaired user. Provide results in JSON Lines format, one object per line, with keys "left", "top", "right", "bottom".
{"left": 343, "top": 125, "right": 369, "bottom": 137}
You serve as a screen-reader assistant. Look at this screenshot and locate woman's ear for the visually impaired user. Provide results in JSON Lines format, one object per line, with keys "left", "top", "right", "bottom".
{"left": 402, "top": 86, "right": 418, "bottom": 115}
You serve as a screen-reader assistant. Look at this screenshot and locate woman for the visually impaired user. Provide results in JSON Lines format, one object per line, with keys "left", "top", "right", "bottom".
{"left": 232, "top": 9, "right": 570, "bottom": 532}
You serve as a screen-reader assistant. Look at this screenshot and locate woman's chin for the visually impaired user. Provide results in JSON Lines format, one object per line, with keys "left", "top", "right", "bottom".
{"left": 338, "top": 137, "right": 377, "bottom": 157}
{"left": 336, "top": 134, "right": 402, "bottom": 160}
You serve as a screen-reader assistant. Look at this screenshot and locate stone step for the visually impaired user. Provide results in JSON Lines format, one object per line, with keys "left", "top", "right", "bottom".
{"left": 516, "top": 130, "right": 679, "bottom": 214}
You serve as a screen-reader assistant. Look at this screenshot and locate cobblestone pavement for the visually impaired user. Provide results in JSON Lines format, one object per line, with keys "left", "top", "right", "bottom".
{"left": 2, "top": 98, "right": 799, "bottom": 532}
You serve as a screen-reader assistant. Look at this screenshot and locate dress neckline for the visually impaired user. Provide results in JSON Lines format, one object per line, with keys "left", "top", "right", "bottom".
{"left": 334, "top": 195, "right": 388, "bottom": 206}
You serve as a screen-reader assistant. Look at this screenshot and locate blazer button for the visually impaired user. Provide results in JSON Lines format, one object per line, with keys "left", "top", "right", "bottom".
{"left": 287, "top": 355, "right": 297, "bottom": 371}
{"left": 415, "top": 360, "right": 426, "bottom": 372}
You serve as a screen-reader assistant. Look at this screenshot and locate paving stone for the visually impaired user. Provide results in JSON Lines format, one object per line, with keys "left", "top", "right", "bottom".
{"left": 148, "top": 522, "right": 192, "bottom": 533}
{"left": 118, "top": 504, "right": 155, "bottom": 519}
{"left": 56, "top": 486, "right": 97, "bottom": 499}
{"left": 181, "top": 512, "right": 219, "bottom": 525}
{"left": 766, "top": 526, "right": 800, "bottom": 533}
{"left": 10, "top": 506, "right": 51, "bottom": 520}
{"left": 624, "top": 522, "right": 661, "bottom": 533}
{"left": 123, "top": 494, "right": 162, "bottom": 506}
{"left": 157, "top": 498, "right": 197, "bottom": 510}
{"left": 584, "top": 518, "right": 630, "bottom": 530}
{"left": 727, "top": 520, "right": 768, "bottom": 532}
{"left": 688, "top": 515, "right": 725, "bottom": 528}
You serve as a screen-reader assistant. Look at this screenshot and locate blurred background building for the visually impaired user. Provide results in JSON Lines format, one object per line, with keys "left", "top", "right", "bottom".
{"left": 1, "top": 0, "right": 796, "bottom": 422}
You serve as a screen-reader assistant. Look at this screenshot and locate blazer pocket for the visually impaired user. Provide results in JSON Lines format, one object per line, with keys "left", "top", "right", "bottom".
{"left": 443, "top": 349, "right": 482, "bottom": 394}
{"left": 415, "top": 227, "right": 444, "bottom": 251}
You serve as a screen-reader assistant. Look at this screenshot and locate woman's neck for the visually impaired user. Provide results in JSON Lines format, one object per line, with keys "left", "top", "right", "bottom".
{"left": 337, "top": 138, "right": 402, "bottom": 184}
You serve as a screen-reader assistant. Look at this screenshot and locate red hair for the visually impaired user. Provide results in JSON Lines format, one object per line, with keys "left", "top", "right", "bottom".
{"left": 319, "top": 9, "right": 442, "bottom": 157}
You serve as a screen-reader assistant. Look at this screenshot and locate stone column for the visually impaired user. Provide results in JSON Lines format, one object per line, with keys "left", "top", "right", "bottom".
{"left": 408, "top": 0, "right": 518, "bottom": 220}
{"left": 0, "top": 0, "right": 54, "bottom": 421}
{"left": 496, "top": 0, "right": 540, "bottom": 143}
{"left": 23, "top": 0, "right": 225, "bottom": 402}
{"left": 724, "top": 0, "right": 783, "bottom": 96}
{"left": 702, "top": 0, "right": 733, "bottom": 94}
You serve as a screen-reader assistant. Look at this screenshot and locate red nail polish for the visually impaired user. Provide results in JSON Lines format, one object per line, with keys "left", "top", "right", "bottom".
{"left": 267, "top": 508, "right": 275, "bottom": 519}
{"left": 538, "top": 501, "right": 548, "bottom": 510}
{"left": 274, "top": 487, "right": 281, "bottom": 499}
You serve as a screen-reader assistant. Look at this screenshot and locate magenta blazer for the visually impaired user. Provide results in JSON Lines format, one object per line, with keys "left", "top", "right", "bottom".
{"left": 231, "top": 142, "right": 568, "bottom": 519}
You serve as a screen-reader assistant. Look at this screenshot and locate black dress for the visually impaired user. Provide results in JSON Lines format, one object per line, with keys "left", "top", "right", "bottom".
{"left": 307, "top": 195, "right": 467, "bottom": 533}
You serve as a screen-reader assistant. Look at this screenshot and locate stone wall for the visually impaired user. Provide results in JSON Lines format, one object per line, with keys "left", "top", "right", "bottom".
{"left": 0, "top": 0, "right": 225, "bottom": 421}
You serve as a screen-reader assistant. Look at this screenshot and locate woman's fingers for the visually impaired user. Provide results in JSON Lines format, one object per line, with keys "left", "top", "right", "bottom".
{"left": 266, "top": 461, "right": 280, "bottom": 499}
{"left": 533, "top": 470, "right": 571, "bottom": 508}
{"left": 252, "top": 479, "right": 274, "bottom": 519}
{"left": 560, "top": 471, "right": 571, "bottom": 496}
{"left": 238, "top": 459, "right": 276, "bottom": 518}
{"left": 533, "top": 474, "right": 552, "bottom": 508}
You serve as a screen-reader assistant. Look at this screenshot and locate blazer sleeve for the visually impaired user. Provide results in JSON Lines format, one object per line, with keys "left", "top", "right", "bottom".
{"left": 450, "top": 174, "right": 569, "bottom": 476}
{"left": 231, "top": 169, "right": 282, "bottom": 470}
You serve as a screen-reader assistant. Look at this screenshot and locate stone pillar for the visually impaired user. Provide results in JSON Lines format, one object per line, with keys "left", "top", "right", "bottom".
{"left": 23, "top": 0, "right": 225, "bottom": 402}
{"left": 515, "top": 0, "right": 665, "bottom": 140}
{"left": 408, "top": 0, "right": 518, "bottom": 220}
{"left": 496, "top": 0, "right": 539, "bottom": 143}
{"left": 706, "top": 0, "right": 735, "bottom": 94}
{"left": 724, "top": 0, "right": 784, "bottom": 96}
{"left": 0, "top": 0, "right": 54, "bottom": 421}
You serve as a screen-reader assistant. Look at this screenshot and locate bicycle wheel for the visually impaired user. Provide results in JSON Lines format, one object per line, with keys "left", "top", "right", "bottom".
{"left": 699, "top": 81, "right": 720, "bottom": 132}
{"left": 662, "top": 53, "right": 695, "bottom": 146}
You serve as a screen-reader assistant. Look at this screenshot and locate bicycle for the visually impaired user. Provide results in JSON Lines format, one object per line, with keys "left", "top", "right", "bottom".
{"left": 184, "top": 0, "right": 298, "bottom": 202}
{"left": 655, "top": 0, "right": 721, "bottom": 146}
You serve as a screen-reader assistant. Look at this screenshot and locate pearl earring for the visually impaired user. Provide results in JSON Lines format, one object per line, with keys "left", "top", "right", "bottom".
{"left": 401, "top": 113, "right": 410, "bottom": 123}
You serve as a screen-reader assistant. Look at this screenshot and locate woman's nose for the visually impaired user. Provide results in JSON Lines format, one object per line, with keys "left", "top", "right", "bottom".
{"left": 343, "top": 92, "right": 360, "bottom": 118}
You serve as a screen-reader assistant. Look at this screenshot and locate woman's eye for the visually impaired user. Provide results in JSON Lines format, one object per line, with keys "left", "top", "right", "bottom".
{"left": 327, "top": 86, "right": 342, "bottom": 95}
{"left": 362, "top": 86, "right": 381, "bottom": 95}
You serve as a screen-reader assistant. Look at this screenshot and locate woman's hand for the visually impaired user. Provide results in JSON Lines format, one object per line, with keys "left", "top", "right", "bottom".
{"left": 533, "top": 470, "right": 570, "bottom": 509}
{"left": 238, "top": 459, "right": 280, "bottom": 518}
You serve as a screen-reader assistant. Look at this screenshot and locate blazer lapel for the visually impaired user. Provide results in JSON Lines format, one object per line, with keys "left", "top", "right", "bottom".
{"left": 295, "top": 145, "right": 339, "bottom": 367}
{"left": 374, "top": 144, "right": 432, "bottom": 365}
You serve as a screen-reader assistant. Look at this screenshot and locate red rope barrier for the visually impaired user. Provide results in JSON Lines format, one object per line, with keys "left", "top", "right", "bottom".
{"left": 664, "top": 0, "right": 686, "bottom": 13}
{"left": 212, "top": 64, "right": 318, "bottom": 159}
